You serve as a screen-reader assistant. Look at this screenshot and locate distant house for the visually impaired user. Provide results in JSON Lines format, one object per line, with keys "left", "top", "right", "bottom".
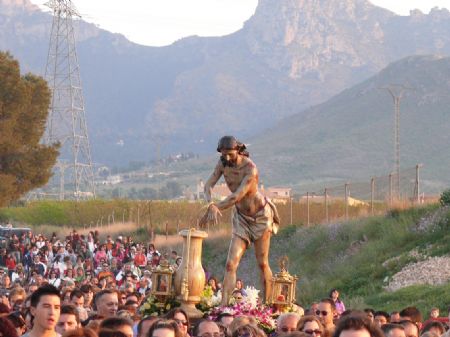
{"left": 107, "top": 175, "right": 122, "bottom": 185}
{"left": 261, "top": 185, "right": 292, "bottom": 204}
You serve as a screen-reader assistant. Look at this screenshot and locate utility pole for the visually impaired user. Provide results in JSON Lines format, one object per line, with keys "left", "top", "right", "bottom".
{"left": 44, "top": 0, "right": 95, "bottom": 200}
{"left": 380, "top": 85, "right": 412, "bottom": 200}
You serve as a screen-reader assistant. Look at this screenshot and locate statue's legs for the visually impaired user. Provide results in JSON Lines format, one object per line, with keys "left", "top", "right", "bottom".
{"left": 254, "top": 230, "right": 272, "bottom": 303}
{"left": 222, "top": 235, "right": 247, "bottom": 305}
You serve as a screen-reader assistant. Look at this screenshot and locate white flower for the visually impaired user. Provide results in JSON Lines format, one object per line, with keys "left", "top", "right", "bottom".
{"left": 243, "top": 286, "right": 260, "bottom": 309}
{"left": 211, "top": 290, "right": 222, "bottom": 306}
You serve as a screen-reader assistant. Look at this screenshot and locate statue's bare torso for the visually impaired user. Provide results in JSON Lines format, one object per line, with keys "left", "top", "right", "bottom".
{"left": 216, "top": 157, "right": 266, "bottom": 216}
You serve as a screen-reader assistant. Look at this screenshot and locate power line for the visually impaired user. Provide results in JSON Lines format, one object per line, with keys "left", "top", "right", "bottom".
{"left": 43, "top": 0, "right": 95, "bottom": 200}
{"left": 379, "top": 84, "right": 413, "bottom": 199}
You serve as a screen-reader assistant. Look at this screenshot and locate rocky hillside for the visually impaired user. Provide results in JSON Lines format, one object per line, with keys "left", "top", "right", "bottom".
{"left": 2, "top": 0, "right": 450, "bottom": 167}
{"left": 249, "top": 55, "right": 450, "bottom": 191}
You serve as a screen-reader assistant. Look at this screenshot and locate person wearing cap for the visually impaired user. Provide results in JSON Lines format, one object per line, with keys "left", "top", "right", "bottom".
{"left": 200, "top": 135, "right": 280, "bottom": 305}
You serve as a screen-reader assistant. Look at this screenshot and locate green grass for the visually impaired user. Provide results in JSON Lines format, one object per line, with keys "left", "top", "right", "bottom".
{"left": 202, "top": 203, "right": 450, "bottom": 313}
{"left": 365, "top": 283, "right": 450, "bottom": 314}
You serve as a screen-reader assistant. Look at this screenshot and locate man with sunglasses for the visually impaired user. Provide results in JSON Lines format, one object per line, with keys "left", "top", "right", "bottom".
{"left": 317, "top": 298, "right": 336, "bottom": 336}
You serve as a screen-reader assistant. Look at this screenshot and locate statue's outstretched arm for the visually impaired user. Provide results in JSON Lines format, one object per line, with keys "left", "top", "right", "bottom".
{"left": 204, "top": 161, "right": 223, "bottom": 202}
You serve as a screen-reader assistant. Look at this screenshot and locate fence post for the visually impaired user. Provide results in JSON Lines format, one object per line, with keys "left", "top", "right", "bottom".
{"left": 177, "top": 219, "right": 180, "bottom": 234}
{"left": 324, "top": 188, "right": 329, "bottom": 224}
{"left": 290, "top": 197, "right": 293, "bottom": 225}
{"left": 345, "top": 183, "right": 349, "bottom": 221}
{"left": 165, "top": 221, "right": 169, "bottom": 240}
{"left": 371, "top": 178, "right": 375, "bottom": 216}
{"left": 415, "top": 164, "right": 421, "bottom": 204}
{"left": 137, "top": 204, "right": 140, "bottom": 227}
{"left": 307, "top": 192, "right": 310, "bottom": 226}
{"left": 389, "top": 174, "right": 393, "bottom": 207}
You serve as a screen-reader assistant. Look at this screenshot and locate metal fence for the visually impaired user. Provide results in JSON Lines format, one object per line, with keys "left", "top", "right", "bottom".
{"left": 277, "top": 165, "right": 422, "bottom": 226}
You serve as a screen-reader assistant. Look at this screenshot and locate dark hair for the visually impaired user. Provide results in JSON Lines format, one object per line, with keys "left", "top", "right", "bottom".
{"left": 61, "top": 304, "right": 80, "bottom": 324}
{"left": 193, "top": 319, "right": 218, "bottom": 337}
{"left": 137, "top": 316, "right": 159, "bottom": 336}
{"left": 364, "top": 308, "right": 375, "bottom": 316}
{"left": 0, "top": 316, "right": 18, "bottom": 337}
{"left": 30, "top": 284, "right": 60, "bottom": 307}
{"left": 381, "top": 324, "right": 404, "bottom": 336}
{"left": 94, "top": 289, "right": 117, "bottom": 308}
{"left": 374, "top": 311, "right": 390, "bottom": 321}
{"left": 100, "top": 316, "right": 133, "bottom": 330}
{"left": 80, "top": 284, "right": 93, "bottom": 293}
{"left": 399, "top": 307, "right": 422, "bottom": 323}
{"left": 148, "top": 319, "right": 182, "bottom": 337}
{"left": 216, "top": 136, "right": 249, "bottom": 157}
{"left": 6, "top": 311, "right": 26, "bottom": 329}
{"left": 328, "top": 289, "right": 339, "bottom": 298}
{"left": 70, "top": 289, "right": 84, "bottom": 300}
{"left": 0, "top": 303, "right": 10, "bottom": 314}
{"left": 62, "top": 327, "right": 97, "bottom": 337}
{"left": 165, "top": 308, "right": 191, "bottom": 329}
{"left": 320, "top": 298, "right": 336, "bottom": 311}
{"left": 98, "top": 329, "right": 128, "bottom": 337}
{"left": 421, "top": 321, "right": 445, "bottom": 335}
{"left": 333, "top": 313, "right": 384, "bottom": 337}
{"left": 208, "top": 277, "right": 218, "bottom": 291}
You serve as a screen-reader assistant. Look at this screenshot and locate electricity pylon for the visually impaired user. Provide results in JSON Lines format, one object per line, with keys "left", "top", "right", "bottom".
{"left": 43, "top": 0, "right": 95, "bottom": 200}
{"left": 380, "top": 84, "right": 412, "bottom": 200}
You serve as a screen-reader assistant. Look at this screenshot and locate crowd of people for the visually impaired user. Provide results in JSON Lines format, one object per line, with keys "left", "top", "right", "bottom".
{"left": 0, "top": 228, "right": 448, "bottom": 337}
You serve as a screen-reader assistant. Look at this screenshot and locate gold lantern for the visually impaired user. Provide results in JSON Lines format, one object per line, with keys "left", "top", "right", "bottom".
{"left": 269, "top": 256, "right": 298, "bottom": 307}
{"left": 151, "top": 259, "right": 175, "bottom": 300}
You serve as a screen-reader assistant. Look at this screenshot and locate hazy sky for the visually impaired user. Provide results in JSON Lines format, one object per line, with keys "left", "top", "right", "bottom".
{"left": 29, "top": 0, "right": 450, "bottom": 46}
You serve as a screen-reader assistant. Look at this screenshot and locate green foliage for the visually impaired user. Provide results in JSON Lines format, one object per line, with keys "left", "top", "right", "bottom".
{"left": 0, "top": 52, "right": 59, "bottom": 207}
{"left": 0, "top": 199, "right": 214, "bottom": 229}
{"left": 291, "top": 206, "right": 434, "bottom": 303}
{"left": 365, "top": 283, "right": 450, "bottom": 314}
{"left": 203, "top": 204, "right": 449, "bottom": 313}
{"left": 439, "top": 189, "right": 450, "bottom": 206}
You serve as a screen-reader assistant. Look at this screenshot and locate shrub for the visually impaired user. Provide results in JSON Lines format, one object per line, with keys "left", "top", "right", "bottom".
{"left": 439, "top": 189, "right": 450, "bottom": 206}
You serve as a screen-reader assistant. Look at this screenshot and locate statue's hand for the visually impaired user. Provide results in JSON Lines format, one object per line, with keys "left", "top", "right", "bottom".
{"left": 199, "top": 212, "right": 209, "bottom": 228}
{"left": 199, "top": 203, "right": 222, "bottom": 227}
{"left": 207, "top": 203, "right": 222, "bottom": 226}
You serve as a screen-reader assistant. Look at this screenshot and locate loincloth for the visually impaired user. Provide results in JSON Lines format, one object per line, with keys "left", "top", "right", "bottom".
{"left": 232, "top": 198, "right": 280, "bottom": 246}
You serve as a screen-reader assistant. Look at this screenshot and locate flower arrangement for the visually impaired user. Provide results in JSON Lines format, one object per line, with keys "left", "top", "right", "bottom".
{"left": 207, "top": 286, "right": 276, "bottom": 334}
{"left": 197, "top": 285, "right": 222, "bottom": 313}
{"left": 139, "top": 294, "right": 180, "bottom": 317}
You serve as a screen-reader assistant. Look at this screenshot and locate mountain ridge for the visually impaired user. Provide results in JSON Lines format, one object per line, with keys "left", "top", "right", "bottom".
{"left": 1, "top": 0, "right": 450, "bottom": 179}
